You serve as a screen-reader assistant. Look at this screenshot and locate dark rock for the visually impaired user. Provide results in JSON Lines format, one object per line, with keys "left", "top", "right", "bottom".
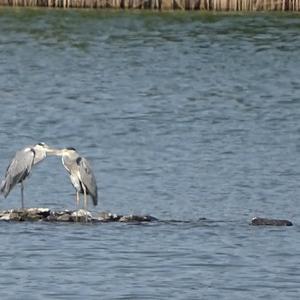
{"left": 25, "top": 213, "right": 42, "bottom": 221}
{"left": 57, "top": 214, "right": 74, "bottom": 222}
{"left": 27, "top": 208, "right": 51, "bottom": 217}
{"left": 71, "top": 209, "right": 94, "bottom": 222}
{"left": 251, "top": 217, "right": 293, "bottom": 226}
{"left": 94, "top": 211, "right": 121, "bottom": 222}
{"left": 56, "top": 210, "right": 72, "bottom": 215}
{"left": 119, "top": 214, "right": 158, "bottom": 222}
{"left": 46, "top": 215, "right": 58, "bottom": 222}
{"left": 0, "top": 208, "right": 158, "bottom": 224}
{"left": 8, "top": 212, "right": 24, "bottom": 221}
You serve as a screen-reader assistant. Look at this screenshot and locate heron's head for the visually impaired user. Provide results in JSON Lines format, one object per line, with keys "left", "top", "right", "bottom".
{"left": 34, "top": 142, "right": 59, "bottom": 153}
{"left": 34, "top": 142, "right": 50, "bottom": 151}
{"left": 32, "top": 142, "right": 59, "bottom": 164}
{"left": 33, "top": 143, "right": 62, "bottom": 156}
{"left": 49, "top": 147, "right": 78, "bottom": 158}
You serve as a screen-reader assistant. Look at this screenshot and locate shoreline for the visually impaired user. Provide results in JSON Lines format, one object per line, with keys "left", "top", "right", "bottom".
{"left": 0, "top": 0, "right": 299, "bottom": 11}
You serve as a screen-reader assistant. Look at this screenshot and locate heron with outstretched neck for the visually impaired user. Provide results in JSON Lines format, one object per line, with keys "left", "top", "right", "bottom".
{"left": 0, "top": 142, "right": 58, "bottom": 208}
{"left": 52, "top": 147, "right": 98, "bottom": 214}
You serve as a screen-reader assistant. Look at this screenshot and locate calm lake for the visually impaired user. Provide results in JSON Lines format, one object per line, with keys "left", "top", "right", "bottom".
{"left": 0, "top": 8, "right": 300, "bottom": 299}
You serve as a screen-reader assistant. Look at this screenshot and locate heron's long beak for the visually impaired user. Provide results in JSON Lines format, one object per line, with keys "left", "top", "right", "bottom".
{"left": 46, "top": 148, "right": 64, "bottom": 156}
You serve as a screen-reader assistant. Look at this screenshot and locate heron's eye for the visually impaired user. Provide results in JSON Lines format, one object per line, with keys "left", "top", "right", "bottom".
{"left": 66, "top": 147, "right": 76, "bottom": 151}
{"left": 37, "top": 142, "right": 45, "bottom": 147}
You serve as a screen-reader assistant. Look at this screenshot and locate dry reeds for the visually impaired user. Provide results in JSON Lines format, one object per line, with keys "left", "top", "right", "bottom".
{"left": 2, "top": 0, "right": 300, "bottom": 10}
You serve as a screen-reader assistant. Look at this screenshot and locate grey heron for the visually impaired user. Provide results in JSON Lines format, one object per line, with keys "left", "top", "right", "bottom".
{"left": 53, "top": 147, "right": 98, "bottom": 213}
{"left": 0, "top": 142, "right": 58, "bottom": 208}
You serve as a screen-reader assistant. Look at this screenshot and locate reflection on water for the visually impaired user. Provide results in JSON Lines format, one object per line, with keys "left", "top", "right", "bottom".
{"left": 0, "top": 9, "right": 300, "bottom": 299}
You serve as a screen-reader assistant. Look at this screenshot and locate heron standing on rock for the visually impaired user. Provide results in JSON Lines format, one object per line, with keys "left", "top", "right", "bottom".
{"left": 0, "top": 142, "right": 58, "bottom": 208}
{"left": 53, "top": 147, "right": 98, "bottom": 212}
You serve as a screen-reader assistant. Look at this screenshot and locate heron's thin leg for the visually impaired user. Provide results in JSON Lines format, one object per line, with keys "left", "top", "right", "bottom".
{"left": 77, "top": 191, "right": 80, "bottom": 210}
{"left": 75, "top": 192, "right": 80, "bottom": 222}
{"left": 82, "top": 185, "right": 88, "bottom": 223}
{"left": 21, "top": 181, "right": 24, "bottom": 209}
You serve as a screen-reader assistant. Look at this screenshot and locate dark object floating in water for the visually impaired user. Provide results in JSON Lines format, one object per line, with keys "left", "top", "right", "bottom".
{"left": 0, "top": 208, "right": 158, "bottom": 223}
{"left": 251, "top": 217, "right": 293, "bottom": 226}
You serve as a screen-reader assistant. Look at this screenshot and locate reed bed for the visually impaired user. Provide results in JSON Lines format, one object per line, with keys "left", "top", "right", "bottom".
{"left": 1, "top": 0, "right": 300, "bottom": 10}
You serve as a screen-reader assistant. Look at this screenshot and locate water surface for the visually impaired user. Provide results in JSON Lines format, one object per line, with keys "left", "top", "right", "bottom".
{"left": 0, "top": 9, "right": 300, "bottom": 299}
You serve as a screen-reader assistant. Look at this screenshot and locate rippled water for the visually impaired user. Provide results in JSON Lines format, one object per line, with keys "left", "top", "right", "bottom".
{"left": 0, "top": 8, "right": 300, "bottom": 299}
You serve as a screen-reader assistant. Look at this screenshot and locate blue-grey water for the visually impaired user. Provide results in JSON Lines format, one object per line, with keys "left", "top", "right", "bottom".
{"left": 0, "top": 8, "right": 300, "bottom": 299}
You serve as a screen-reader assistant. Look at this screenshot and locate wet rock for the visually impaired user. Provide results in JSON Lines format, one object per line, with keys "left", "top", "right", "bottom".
{"left": 57, "top": 214, "right": 74, "bottom": 222}
{"left": 1, "top": 210, "right": 24, "bottom": 221}
{"left": 0, "top": 208, "right": 158, "bottom": 224}
{"left": 0, "top": 214, "right": 11, "bottom": 221}
{"left": 0, "top": 210, "right": 23, "bottom": 221}
{"left": 26, "top": 208, "right": 50, "bottom": 221}
{"left": 71, "top": 209, "right": 94, "bottom": 222}
{"left": 25, "top": 213, "right": 42, "bottom": 222}
{"left": 0, "top": 208, "right": 51, "bottom": 222}
{"left": 119, "top": 214, "right": 158, "bottom": 222}
{"left": 72, "top": 209, "right": 92, "bottom": 218}
{"left": 94, "top": 211, "right": 121, "bottom": 222}
{"left": 46, "top": 214, "right": 58, "bottom": 222}
{"left": 27, "top": 208, "right": 51, "bottom": 217}
{"left": 251, "top": 217, "right": 293, "bottom": 226}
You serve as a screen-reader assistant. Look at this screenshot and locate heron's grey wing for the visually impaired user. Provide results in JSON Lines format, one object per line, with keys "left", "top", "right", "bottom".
{"left": 77, "top": 157, "right": 98, "bottom": 206}
{"left": 0, "top": 148, "right": 35, "bottom": 197}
